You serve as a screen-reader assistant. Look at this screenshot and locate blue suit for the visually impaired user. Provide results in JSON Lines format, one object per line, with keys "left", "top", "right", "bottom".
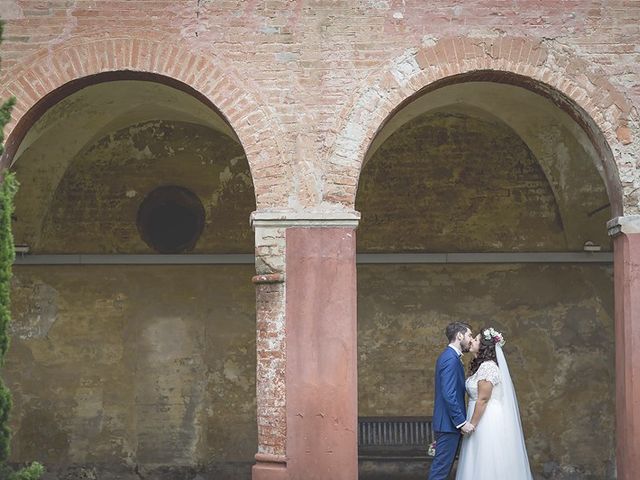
{"left": 428, "top": 346, "right": 466, "bottom": 480}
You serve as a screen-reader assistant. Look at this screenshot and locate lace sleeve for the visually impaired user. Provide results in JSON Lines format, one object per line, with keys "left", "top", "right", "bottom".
{"left": 477, "top": 361, "right": 501, "bottom": 386}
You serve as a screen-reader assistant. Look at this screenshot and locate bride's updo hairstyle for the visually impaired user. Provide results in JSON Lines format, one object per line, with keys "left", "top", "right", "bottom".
{"left": 469, "top": 326, "right": 502, "bottom": 376}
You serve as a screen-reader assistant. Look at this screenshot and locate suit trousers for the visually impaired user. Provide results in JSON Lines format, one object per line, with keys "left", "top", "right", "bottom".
{"left": 428, "top": 431, "right": 461, "bottom": 480}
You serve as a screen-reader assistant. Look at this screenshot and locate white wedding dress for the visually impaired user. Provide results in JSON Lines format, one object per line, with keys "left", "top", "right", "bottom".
{"left": 455, "top": 346, "right": 533, "bottom": 479}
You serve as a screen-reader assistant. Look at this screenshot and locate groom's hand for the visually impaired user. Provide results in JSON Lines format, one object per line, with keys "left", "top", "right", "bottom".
{"left": 461, "top": 422, "right": 475, "bottom": 435}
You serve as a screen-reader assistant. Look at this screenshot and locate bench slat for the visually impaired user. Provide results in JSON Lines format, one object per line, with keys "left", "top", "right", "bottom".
{"left": 358, "top": 416, "right": 435, "bottom": 459}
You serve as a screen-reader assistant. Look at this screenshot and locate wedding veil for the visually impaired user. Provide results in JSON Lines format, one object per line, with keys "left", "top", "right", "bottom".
{"left": 496, "top": 344, "right": 534, "bottom": 477}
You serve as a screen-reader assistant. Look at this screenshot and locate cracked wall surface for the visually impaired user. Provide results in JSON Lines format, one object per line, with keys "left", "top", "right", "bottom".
{"left": 8, "top": 266, "right": 258, "bottom": 480}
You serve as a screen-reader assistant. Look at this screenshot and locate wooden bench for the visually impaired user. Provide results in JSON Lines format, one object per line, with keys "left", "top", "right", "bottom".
{"left": 358, "top": 416, "right": 435, "bottom": 460}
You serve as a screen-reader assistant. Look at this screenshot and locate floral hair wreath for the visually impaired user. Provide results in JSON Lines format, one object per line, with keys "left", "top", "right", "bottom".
{"left": 483, "top": 327, "right": 506, "bottom": 347}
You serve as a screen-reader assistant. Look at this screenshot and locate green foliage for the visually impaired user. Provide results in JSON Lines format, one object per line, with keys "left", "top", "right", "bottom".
{"left": 0, "top": 96, "right": 15, "bottom": 157}
{"left": 0, "top": 173, "right": 16, "bottom": 365}
{"left": 0, "top": 380, "right": 10, "bottom": 461}
{"left": 0, "top": 462, "right": 44, "bottom": 480}
{"left": 10, "top": 463, "right": 45, "bottom": 480}
{"left": 0, "top": 15, "right": 15, "bottom": 466}
{"left": 0, "top": 18, "right": 43, "bottom": 480}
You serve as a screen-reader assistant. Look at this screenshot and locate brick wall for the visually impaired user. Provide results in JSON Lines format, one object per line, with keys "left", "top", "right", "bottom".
{"left": 0, "top": 2, "right": 636, "bottom": 478}
{"left": 0, "top": 1, "right": 638, "bottom": 212}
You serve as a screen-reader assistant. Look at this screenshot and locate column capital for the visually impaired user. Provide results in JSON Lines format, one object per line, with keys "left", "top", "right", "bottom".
{"left": 607, "top": 215, "right": 640, "bottom": 237}
{"left": 250, "top": 209, "right": 361, "bottom": 230}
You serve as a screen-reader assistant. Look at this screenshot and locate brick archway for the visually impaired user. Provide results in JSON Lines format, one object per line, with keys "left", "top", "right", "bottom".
{"left": 0, "top": 37, "right": 286, "bottom": 208}
{"left": 325, "top": 36, "right": 629, "bottom": 214}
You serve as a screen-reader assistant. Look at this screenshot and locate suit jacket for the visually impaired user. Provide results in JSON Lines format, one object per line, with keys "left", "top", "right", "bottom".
{"left": 432, "top": 346, "right": 467, "bottom": 433}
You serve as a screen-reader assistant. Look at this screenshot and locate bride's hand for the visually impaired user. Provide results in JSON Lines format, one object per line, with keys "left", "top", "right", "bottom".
{"left": 461, "top": 422, "right": 475, "bottom": 435}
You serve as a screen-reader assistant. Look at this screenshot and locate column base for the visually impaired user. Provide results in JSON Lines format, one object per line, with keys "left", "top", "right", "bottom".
{"left": 252, "top": 454, "right": 288, "bottom": 480}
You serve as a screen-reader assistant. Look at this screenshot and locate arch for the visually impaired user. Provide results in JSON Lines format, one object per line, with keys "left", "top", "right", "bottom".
{"left": 325, "top": 36, "right": 628, "bottom": 215}
{"left": 0, "top": 37, "right": 286, "bottom": 208}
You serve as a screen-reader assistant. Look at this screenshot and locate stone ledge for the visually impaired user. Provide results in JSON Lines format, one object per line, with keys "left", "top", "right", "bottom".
{"left": 255, "top": 453, "right": 287, "bottom": 464}
{"left": 608, "top": 216, "right": 640, "bottom": 236}
{"left": 250, "top": 209, "right": 361, "bottom": 229}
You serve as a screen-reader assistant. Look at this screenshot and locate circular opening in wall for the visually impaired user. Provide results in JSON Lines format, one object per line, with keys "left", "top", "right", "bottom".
{"left": 137, "top": 186, "right": 205, "bottom": 254}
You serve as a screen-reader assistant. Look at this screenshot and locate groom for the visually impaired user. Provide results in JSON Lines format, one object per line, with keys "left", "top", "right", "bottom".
{"left": 428, "top": 322, "right": 475, "bottom": 480}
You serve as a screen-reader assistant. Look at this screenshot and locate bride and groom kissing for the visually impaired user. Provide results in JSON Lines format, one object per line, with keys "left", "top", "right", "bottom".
{"left": 428, "top": 322, "right": 533, "bottom": 480}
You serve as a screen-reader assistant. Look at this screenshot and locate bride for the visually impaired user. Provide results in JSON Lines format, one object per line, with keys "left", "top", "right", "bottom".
{"left": 455, "top": 327, "right": 533, "bottom": 479}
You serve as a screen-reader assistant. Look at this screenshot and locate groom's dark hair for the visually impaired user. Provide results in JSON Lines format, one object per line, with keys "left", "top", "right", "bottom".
{"left": 445, "top": 322, "right": 472, "bottom": 342}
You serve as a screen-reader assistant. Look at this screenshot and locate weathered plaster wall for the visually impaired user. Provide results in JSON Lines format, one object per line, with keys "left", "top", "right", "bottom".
{"left": 358, "top": 111, "right": 565, "bottom": 252}
{"left": 358, "top": 263, "right": 615, "bottom": 480}
{"left": 13, "top": 117, "right": 254, "bottom": 254}
{"left": 363, "top": 82, "right": 614, "bottom": 251}
{"left": 7, "top": 263, "right": 614, "bottom": 479}
{"left": 3, "top": 79, "right": 259, "bottom": 479}
{"left": 7, "top": 265, "right": 257, "bottom": 479}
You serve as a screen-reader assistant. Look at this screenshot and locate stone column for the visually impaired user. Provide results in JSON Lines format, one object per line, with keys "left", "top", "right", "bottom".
{"left": 608, "top": 216, "right": 640, "bottom": 480}
{"left": 251, "top": 211, "right": 360, "bottom": 480}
